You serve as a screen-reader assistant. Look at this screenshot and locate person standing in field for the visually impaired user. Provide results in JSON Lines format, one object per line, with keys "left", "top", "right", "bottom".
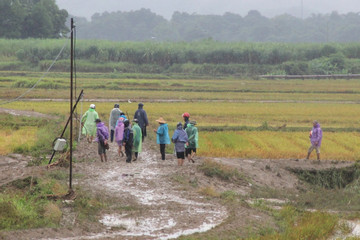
{"left": 172, "top": 122, "right": 188, "bottom": 166}
{"left": 81, "top": 104, "right": 99, "bottom": 143}
{"left": 185, "top": 120, "right": 199, "bottom": 163}
{"left": 132, "top": 119, "right": 142, "bottom": 161}
{"left": 95, "top": 118, "right": 109, "bottom": 162}
{"left": 134, "top": 103, "right": 149, "bottom": 142}
{"left": 182, "top": 112, "right": 190, "bottom": 129}
{"left": 154, "top": 117, "right": 170, "bottom": 160}
{"left": 306, "top": 120, "right": 323, "bottom": 161}
{"left": 109, "top": 104, "right": 122, "bottom": 143}
{"left": 115, "top": 117, "right": 125, "bottom": 157}
{"left": 123, "top": 119, "right": 133, "bottom": 163}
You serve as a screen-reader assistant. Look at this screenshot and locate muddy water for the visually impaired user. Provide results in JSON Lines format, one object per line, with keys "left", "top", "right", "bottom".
{"left": 48, "top": 143, "right": 227, "bottom": 240}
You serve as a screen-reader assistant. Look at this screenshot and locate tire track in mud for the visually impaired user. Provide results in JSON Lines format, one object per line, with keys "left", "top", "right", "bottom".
{"left": 56, "top": 141, "right": 228, "bottom": 240}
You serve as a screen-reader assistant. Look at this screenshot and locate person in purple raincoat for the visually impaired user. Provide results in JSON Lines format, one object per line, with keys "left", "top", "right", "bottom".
{"left": 115, "top": 117, "right": 125, "bottom": 158}
{"left": 306, "top": 120, "right": 323, "bottom": 161}
{"left": 95, "top": 118, "right": 109, "bottom": 162}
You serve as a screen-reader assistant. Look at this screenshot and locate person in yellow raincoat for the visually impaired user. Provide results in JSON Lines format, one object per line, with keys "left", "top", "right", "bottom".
{"left": 81, "top": 104, "right": 99, "bottom": 143}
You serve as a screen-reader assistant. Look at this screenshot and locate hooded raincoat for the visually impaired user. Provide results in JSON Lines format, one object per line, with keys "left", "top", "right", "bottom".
{"left": 115, "top": 120, "right": 124, "bottom": 143}
{"left": 96, "top": 122, "right": 109, "bottom": 143}
{"left": 134, "top": 105, "right": 149, "bottom": 129}
{"left": 109, "top": 107, "right": 122, "bottom": 131}
{"left": 132, "top": 122, "right": 142, "bottom": 153}
{"left": 185, "top": 123, "right": 199, "bottom": 149}
{"left": 81, "top": 108, "right": 99, "bottom": 137}
{"left": 156, "top": 123, "right": 170, "bottom": 144}
{"left": 310, "top": 122, "right": 322, "bottom": 146}
{"left": 172, "top": 124, "right": 188, "bottom": 153}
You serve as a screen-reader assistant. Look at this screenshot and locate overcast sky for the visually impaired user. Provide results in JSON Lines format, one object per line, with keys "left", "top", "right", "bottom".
{"left": 56, "top": 0, "right": 360, "bottom": 20}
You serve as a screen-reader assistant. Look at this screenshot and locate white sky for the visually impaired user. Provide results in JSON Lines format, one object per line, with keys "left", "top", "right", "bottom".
{"left": 56, "top": 0, "right": 360, "bottom": 20}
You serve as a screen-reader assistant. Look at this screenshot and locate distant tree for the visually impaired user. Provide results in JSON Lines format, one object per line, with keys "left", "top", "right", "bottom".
{"left": 0, "top": 0, "right": 27, "bottom": 38}
{"left": 0, "top": 0, "right": 68, "bottom": 39}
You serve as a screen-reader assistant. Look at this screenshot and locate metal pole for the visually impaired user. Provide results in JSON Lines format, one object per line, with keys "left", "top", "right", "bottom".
{"left": 70, "top": 18, "right": 74, "bottom": 190}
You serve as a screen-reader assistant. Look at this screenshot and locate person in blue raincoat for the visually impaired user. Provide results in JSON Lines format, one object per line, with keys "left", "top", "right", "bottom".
{"left": 172, "top": 122, "right": 188, "bottom": 166}
{"left": 153, "top": 117, "right": 170, "bottom": 160}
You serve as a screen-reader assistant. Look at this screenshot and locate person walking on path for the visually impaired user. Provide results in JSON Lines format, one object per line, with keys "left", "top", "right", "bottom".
{"left": 81, "top": 104, "right": 99, "bottom": 143}
{"left": 182, "top": 112, "right": 190, "bottom": 129}
{"left": 134, "top": 102, "right": 149, "bottom": 142}
{"left": 185, "top": 120, "right": 199, "bottom": 163}
{"left": 109, "top": 104, "right": 122, "bottom": 143}
{"left": 172, "top": 122, "right": 188, "bottom": 166}
{"left": 115, "top": 117, "right": 125, "bottom": 157}
{"left": 123, "top": 119, "right": 133, "bottom": 163}
{"left": 132, "top": 119, "right": 142, "bottom": 161}
{"left": 95, "top": 118, "right": 109, "bottom": 162}
{"left": 306, "top": 120, "right": 323, "bottom": 161}
{"left": 154, "top": 117, "right": 170, "bottom": 160}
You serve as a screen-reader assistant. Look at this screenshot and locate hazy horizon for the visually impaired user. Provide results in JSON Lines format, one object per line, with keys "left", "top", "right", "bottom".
{"left": 56, "top": 0, "right": 360, "bottom": 20}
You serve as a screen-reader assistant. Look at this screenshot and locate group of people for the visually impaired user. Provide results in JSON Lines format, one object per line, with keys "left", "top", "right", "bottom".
{"left": 80, "top": 102, "right": 323, "bottom": 163}
{"left": 80, "top": 102, "right": 199, "bottom": 166}
{"left": 153, "top": 113, "right": 198, "bottom": 166}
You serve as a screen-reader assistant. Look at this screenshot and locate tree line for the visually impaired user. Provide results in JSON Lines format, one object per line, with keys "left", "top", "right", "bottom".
{"left": 74, "top": 9, "right": 360, "bottom": 43}
{"left": 1, "top": 1, "right": 360, "bottom": 43}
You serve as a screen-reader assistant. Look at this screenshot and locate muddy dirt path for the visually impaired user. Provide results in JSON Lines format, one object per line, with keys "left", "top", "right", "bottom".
{"left": 0, "top": 107, "right": 58, "bottom": 119}
{"left": 62, "top": 140, "right": 227, "bottom": 240}
{"left": 2, "top": 99, "right": 360, "bottom": 104}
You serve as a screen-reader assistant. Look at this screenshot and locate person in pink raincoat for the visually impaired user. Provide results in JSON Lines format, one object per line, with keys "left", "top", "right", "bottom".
{"left": 115, "top": 116, "right": 125, "bottom": 157}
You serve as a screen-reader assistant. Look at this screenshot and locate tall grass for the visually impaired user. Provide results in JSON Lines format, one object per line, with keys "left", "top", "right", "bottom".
{"left": 251, "top": 206, "right": 338, "bottom": 240}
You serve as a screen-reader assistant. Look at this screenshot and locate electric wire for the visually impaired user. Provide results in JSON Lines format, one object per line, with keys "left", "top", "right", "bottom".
{"left": 0, "top": 31, "right": 72, "bottom": 106}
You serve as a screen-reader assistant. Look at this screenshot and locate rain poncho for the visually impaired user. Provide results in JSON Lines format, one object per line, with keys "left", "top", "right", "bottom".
{"left": 310, "top": 122, "right": 322, "bottom": 146}
{"left": 95, "top": 122, "right": 109, "bottom": 142}
{"left": 185, "top": 123, "right": 198, "bottom": 148}
{"left": 81, "top": 108, "right": 99, "bottom": 137}
{"left": 115, "top": 120, "right": 124, "bottom": 142}
{"left": 134, "top": 105, "right": 149, "bottom": 128}
{"left": 156, "top": 123, "right": 170, "bottom": 144}
{"left": 132, "top": 122, "right": 142, "bottom": 153}
{"left": 109, "top": 108, "right": 122, "bottom": 130}
{"left": 172, "top": 124, "right": 188, "bottom": 152}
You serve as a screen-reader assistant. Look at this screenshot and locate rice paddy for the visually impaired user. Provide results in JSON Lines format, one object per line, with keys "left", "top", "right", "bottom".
{"left": 2, "top": 71, "right": 360, "bottom": 161}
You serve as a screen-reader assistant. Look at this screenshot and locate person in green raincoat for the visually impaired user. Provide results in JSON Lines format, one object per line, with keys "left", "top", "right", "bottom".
{"left": 132, "top": 118, "right": 142, "bottom": 161}
{"left": 185, "top": 120, "right": 199, "bottom": 163}
{"left": 81, "top": 104, "right": 99, "bottom": 143}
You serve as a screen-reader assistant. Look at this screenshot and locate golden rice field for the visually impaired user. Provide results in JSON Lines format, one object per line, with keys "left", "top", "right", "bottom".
{"left": 0, "top": 127, "right": 37, "bottom": 155}
{"left": 4, "top": 101, "right": 360, "bottom": 128}
{"left": 2, "top": 72, "right": 360, "bottom": 161}
{"left": 2, "top": 100, "right": 360, "bottom": 161}
{"left": 200, "top": 131, "right": 360, "bottom": 161}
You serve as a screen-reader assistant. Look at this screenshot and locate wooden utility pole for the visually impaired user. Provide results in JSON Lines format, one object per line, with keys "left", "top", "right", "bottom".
{"left": 69, "top": 18, "right": 74, "bottom": 190}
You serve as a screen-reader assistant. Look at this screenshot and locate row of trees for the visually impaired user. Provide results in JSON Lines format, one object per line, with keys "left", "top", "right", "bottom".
{"left": 74, "top": 9, "right": 360, "bottom": 42}
{"left": 0, "top": 0, "right": 68, "bottom": 38}
{"left": 1, "top": 1, "right": 360, "bottom": 43}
